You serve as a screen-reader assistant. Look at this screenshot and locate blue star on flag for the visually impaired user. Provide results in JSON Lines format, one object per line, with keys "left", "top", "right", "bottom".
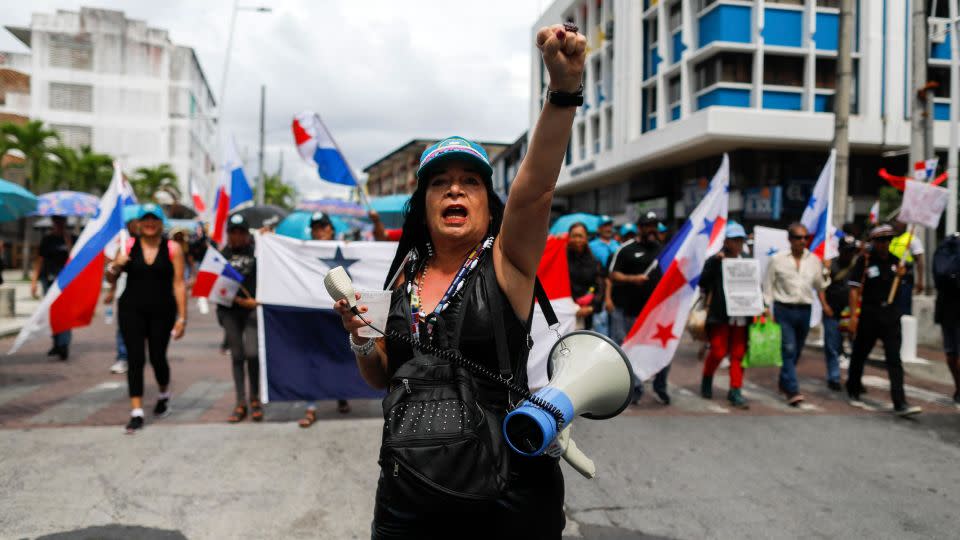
{"left": 320, "top": 246, "right": 359, "bottom": 278}
{"left": 766, "top": 247, "right": 779, "bottom": 256}
{"left": 698, "top": 217, "right": 714, "bottom": 237}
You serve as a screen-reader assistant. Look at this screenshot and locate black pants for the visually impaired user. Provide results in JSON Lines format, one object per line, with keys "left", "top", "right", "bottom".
{"left": 219, "top": 307, "right": 259, "bottom": 403}
{"left": 372, "top": 454, "right": 565, "bottom": 539}
{"left": 119, "top": 303, "right": 175, "bottom": 398}
{"left": 847, "top": 307, "right": 906, "bottom": 408}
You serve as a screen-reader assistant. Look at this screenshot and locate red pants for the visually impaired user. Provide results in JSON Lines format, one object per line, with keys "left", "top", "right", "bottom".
{"left": 703, "top": 323, "right": 748, "bottom": 389}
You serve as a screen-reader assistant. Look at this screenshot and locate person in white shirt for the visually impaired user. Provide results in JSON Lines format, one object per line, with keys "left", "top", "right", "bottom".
{"left": 763, "top": 223, "right": 829, "bottom": 406}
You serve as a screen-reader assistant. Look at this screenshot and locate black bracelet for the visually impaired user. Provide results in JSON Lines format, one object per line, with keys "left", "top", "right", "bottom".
{"left": 546, "top": 85, "right": 584, "bottom": 107}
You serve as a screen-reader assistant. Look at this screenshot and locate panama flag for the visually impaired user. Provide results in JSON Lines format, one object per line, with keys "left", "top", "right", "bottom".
{"left": 621, "top": 155, "right": 730, "bottom": 380}
{"left": 801, "top": 150, "right": 839, "bottom": 261}
{"left": 526, "top": 235, "right": 580, "bottom": 389}
{"left": 256, "top": 233, "right": 392, "bottom": 402}
{"left": 212, "top": 137, "right": 254, "bottom": 245}
{"left": 868, "top": 200, "right": 880, "bottom": 225}
{"left": 10, "top": 162, "right": 128, "bottom": 353}
{"left": 191, "top": 247, "right": 244, "bottom": 307}
{"left": 191, "top": 182, "right": 207, "bottom": 215}
{"left": 914, "top": 157, "right": 939, "bottom": 181}
{"left": 292, "top": 111, "right": 358, "bottom": 187}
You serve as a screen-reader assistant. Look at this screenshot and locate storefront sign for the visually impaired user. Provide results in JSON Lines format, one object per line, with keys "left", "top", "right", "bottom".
{"left": 743, "top": 186, "right": 783, "bottom": 220}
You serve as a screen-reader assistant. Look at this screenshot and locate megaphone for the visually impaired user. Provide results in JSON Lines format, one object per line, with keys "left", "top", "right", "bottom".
{"left": 503, "top": 330, "right": 633, "bottom": 478}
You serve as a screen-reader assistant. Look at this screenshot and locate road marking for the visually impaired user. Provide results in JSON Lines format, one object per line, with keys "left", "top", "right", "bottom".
{"left": 28, "top": 381, "right": 126, "bottom": 425}
{"left": 861, "top": 375, "right": 955, "bottom": 408}
{"left": 0, "top": 383, "right": 43, "bottom": 408}
{"left": 165, "top": 380, "right": 233, "bottom": 422}
{"left": 672, "top": 386, "right": 729, "bottom": 414}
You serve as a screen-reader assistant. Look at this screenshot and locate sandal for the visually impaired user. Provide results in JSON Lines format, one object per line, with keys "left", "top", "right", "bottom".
{"left": 250, "top": 400, "right": 264, "bottom": 422}
{"left": 298, "top": 409, "right": 317, "bottom": 428}
{"left": 337, "top": 400, "right": 351, "bottom": 414}
{"left": 228, "top": 405, "right": 247, "bottom": 423}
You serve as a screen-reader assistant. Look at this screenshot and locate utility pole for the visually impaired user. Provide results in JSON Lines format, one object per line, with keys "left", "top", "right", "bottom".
{"left": 947, "top": 0, "right": 960, "bottom": 234}
{"left": 832, "top": 0, "right": 854, "bottom": 226}
{"left": 257, "top": 84, "right": 265, "bottom": 206}
{"left": 910, "top": 0, "right": 930, "bottom": 175}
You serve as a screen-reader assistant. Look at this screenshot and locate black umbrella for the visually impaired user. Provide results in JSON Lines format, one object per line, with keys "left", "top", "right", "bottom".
{"left": 230, "top": 204, "right": 290, "bottom": 229}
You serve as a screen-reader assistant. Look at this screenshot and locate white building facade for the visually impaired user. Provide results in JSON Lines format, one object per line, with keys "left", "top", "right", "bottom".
{"left": 532, "top": 0, "right": 956, "bottom": 228}
{"left": 0, "top": 7, "right": 217, "bottom": 199}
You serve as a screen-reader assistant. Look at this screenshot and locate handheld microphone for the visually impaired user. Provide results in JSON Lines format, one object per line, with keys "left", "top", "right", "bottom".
{"left": 324, "top": 266, "right": 359, "bottom": 315}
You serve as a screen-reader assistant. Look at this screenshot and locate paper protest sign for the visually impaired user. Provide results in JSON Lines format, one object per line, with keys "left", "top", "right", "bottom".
{"left": 356, "top": 290, "right": 392, "bottom": 339}
{"left": 899, "top": 180, "right": 949, "bottom": 229}
{"left": 722, "top": 258, "right": 764, "bottom": 317}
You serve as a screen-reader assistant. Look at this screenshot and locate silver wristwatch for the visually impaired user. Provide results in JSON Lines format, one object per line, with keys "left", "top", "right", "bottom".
{"left": 349, "top": 333, "right": 376, "bottom": 356}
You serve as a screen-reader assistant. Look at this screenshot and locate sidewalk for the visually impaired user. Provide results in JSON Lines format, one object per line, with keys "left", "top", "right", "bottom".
{"left": 0, "top": 269, "right": 40, "bottom": 338}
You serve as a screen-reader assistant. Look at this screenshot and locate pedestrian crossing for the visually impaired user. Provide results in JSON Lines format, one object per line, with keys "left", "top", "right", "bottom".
{"left": 1, "top": 371, "right": 957, "bottom": 428}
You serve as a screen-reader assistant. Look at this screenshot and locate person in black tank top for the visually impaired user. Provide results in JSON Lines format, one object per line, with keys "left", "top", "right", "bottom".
{"left": 333, "top": 26, "right": 586, "bottom": 539}
{"left": 106, "top": 204, "right": 188, "bottom": 434}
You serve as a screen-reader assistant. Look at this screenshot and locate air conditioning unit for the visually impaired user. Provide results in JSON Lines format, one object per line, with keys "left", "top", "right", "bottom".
{"left": 930, "top": 19, "right": 947, "bottom": 44}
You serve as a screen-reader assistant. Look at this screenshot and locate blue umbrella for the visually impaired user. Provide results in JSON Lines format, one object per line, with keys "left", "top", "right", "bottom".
{"left": 0, "top": 177, "right": 38, "bottom": 222}
{"left": 549, "top": 213, "right": 606, "bottom": 235}
{"left": 275, "top": 210, "right": 349, "bottom": 240}
{"left": 33, "top": 190, "right": 99, "bottom": 216}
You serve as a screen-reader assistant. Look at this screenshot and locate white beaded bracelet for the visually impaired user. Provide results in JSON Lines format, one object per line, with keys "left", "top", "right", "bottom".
{"left": 349, "top": 333, "right": 376, "bottom": 357}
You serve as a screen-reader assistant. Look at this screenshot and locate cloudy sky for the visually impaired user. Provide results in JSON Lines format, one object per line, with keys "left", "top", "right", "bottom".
{"left": 0, "top": 0, "right": 547, "bottom": 198}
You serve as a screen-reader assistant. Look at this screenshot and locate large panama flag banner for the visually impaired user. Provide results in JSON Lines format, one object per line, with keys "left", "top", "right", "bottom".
{"left": 801, "top": 149, "right": 839, "bottom": 261}
{"left": 10, "top": 162, "right": 128, "bottom": 353}
{"left": 256, "top": 233, "right": 393, "bottom": 402}
{"left": 621, "top": 154, "right": 730, "bottom": 380}
{"left": 292, "top": 111, "right": 358, "bottom": 187}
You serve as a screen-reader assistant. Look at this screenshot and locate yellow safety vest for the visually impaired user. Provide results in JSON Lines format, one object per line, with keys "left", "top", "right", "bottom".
{"left": 889, "top": 232, "right": 915, "bottom": 264}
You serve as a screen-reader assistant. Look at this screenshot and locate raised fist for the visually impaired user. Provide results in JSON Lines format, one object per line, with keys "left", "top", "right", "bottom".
{"left": 536, "top": 24, "right": 587, "bottom": 94}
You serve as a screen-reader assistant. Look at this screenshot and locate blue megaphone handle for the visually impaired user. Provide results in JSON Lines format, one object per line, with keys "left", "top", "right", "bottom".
{"left": 503, "top": 387, "right": 575, "bottom": 456}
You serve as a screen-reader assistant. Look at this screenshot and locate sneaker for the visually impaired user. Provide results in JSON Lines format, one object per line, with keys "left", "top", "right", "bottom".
{"left": 110, "top": 360, "right": 128, "bottom": 374}
{"left": 727, "top": 388, "right": 749, "bottom": 409}
{"left": 827, "top": 380, "right": 842, "bottom": 392}
{"left": 653, "top": 389, "right": 670, "bottom": 406}
{"left": 153, "top": 398, "right": 170, "bottom": 417}
{"left": 786, "top": 392, "right": 805, "bottom": 407}
{"left": 894, "top": 404, "right": 922, "bottom": 417}
{"left": 700, "top": 376, "right": 713, "bottom": 399}
{"left": 125, "top": 415, "right": 144, "bottom": 434}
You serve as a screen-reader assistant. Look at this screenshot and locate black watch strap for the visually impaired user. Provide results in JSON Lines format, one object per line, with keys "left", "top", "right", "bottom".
{"left": 546, "top": 85, "right": 584, "bottom": 107}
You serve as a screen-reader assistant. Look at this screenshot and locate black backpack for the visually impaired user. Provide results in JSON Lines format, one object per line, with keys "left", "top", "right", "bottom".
{"left": 378, "top": 261, "right": 561, "bottom": 510}
{"left": 933, "top": 234, "right": 960, "bottom": 291}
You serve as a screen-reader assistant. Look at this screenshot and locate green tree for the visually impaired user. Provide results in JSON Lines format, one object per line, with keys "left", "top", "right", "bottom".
{"left": 1, "top": 120, "right": 60, "bottom": 192}
{"left": 132, "top": 164, "right": 179, "bottom": 202}
{"left": 74, "top": 146, "right": 113, "bottom": 193}
{"left": 262, "top": 173, "right": 297, "bottom": 209}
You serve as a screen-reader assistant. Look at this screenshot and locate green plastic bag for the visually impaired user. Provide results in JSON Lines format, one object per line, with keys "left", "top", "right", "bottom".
{"left": 742, "top": 317, "right": 782, "bottom": 368}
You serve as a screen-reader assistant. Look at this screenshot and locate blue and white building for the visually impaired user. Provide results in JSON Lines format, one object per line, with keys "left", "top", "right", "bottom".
{"left": 532, "top": 0, "right": 957, "bottom": 228}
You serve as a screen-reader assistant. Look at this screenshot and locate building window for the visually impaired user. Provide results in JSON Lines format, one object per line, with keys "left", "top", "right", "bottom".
{"left": 767, "top": 0, "right": 804, "bottom": 5}
{"left": 815, "top": 58, "right": 836, "bottom": 89}
{"left": 591, "top": 116, "right": 601, "bottom": 155}
{"left": 929, "top": 65, "right": 952, "bottom": 97}
{"left": 605, "top": 108, "right": 613, "bottom": 150}
{"left": 668, "top": 2, "right": 682, "bottom": 32}
{"left": 50, "top": 124, "right": 92, "bottom": 149}
{"left": 49, "top": 82, "right": 93, "bottom": 112}
{"left": 816, "top": 0, "right": 841, "bottom": 8}
{"left": 577, "top": 123, "right": 586, "bottom": 160}
{"left": 668, "top": 76, "right": 681, "bottom": 105}
{"left": 694, "top": 53, "right": 752, "bottom": 91}
{"left": 48, "top": 33, "right": 92, "bottom": 70}
{"left": 645, "top": 86, "right": 658, "bottom": 125}
{"left": 648, "top": 16, "right": 659, "bottom": 43}
{"left": 763, "top": 55, "right": 804, "bottom": 87}
{"left": 695, "top": 0, "right": 717, "bottom": 12}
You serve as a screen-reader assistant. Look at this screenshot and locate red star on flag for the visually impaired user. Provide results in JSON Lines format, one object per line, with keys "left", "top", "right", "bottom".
{"left": 651, "top": 322, "right": 677, "bottom": 348}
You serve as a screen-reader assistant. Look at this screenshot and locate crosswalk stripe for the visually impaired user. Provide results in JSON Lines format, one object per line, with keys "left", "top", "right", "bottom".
{"left": 861, "top": 375, "right": 955, "bottom": 408}
{"left": 671, "top": 386, "right": 729, "bottom": 414}
{"left": 0, "top": 383, "right": 42, "bottom": 408}
{"left": 166, "top": 380, "right": 233, "bottom": 421}
{"left": 739, "top": 380, "right": 818, "bottom": 413}
{"left": 28, "top": 381, "right": 126, "bottom": 425}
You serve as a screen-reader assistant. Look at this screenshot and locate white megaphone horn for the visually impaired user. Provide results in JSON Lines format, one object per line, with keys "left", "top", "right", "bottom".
{"left": 502, "top": 330, "right": 633, "bottom": 479}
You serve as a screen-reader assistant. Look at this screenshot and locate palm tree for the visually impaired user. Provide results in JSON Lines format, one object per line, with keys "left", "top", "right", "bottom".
{"left": 1, "top": 120, "right": 60, "bottom": 273}
{"left": 74, "top": 146, "right": 113, "bottom": 194}
{"left": 263, "top": 173, "right": 297, "bottom": 209}
{"left": 132, "top": 164, "right": 179, "bottom": 202}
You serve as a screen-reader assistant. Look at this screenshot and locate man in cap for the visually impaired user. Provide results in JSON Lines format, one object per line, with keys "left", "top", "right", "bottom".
{"left": 821, "top": 234, "right": 859, "bottom": 391}
{"left": 589, "top": 215, "right": 620, "bottom": 269}
{"left": 299, "top": 212, "right": 351, "bottom": 427}
{"left": 846, "top": 225, "right": 922, "bottom": 416}
{"left": 608, "top": 211, "right": 670, "bottom": 404}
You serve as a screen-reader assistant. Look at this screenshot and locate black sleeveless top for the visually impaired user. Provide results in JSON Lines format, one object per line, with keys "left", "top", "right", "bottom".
{"left": 385, "top": 255, "right": 531, "bottom": 412}
{"left": 119, "top": 236, "right": 176, "bottom": 311}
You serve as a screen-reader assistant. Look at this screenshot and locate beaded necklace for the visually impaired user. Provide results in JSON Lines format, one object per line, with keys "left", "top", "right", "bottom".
{"left": 408, "top": 236, "right": 494, "bottom": 340}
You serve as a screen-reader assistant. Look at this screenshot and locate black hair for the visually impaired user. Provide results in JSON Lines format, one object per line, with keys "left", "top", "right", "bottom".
{"left": 787, "top": 221, "right": 807, "bottom": 236}
{"left": 567, "top": 222, "right": 588, "bottom": 235}
{"left": 383, "top": 176, "right": 504, "bottom": 289}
